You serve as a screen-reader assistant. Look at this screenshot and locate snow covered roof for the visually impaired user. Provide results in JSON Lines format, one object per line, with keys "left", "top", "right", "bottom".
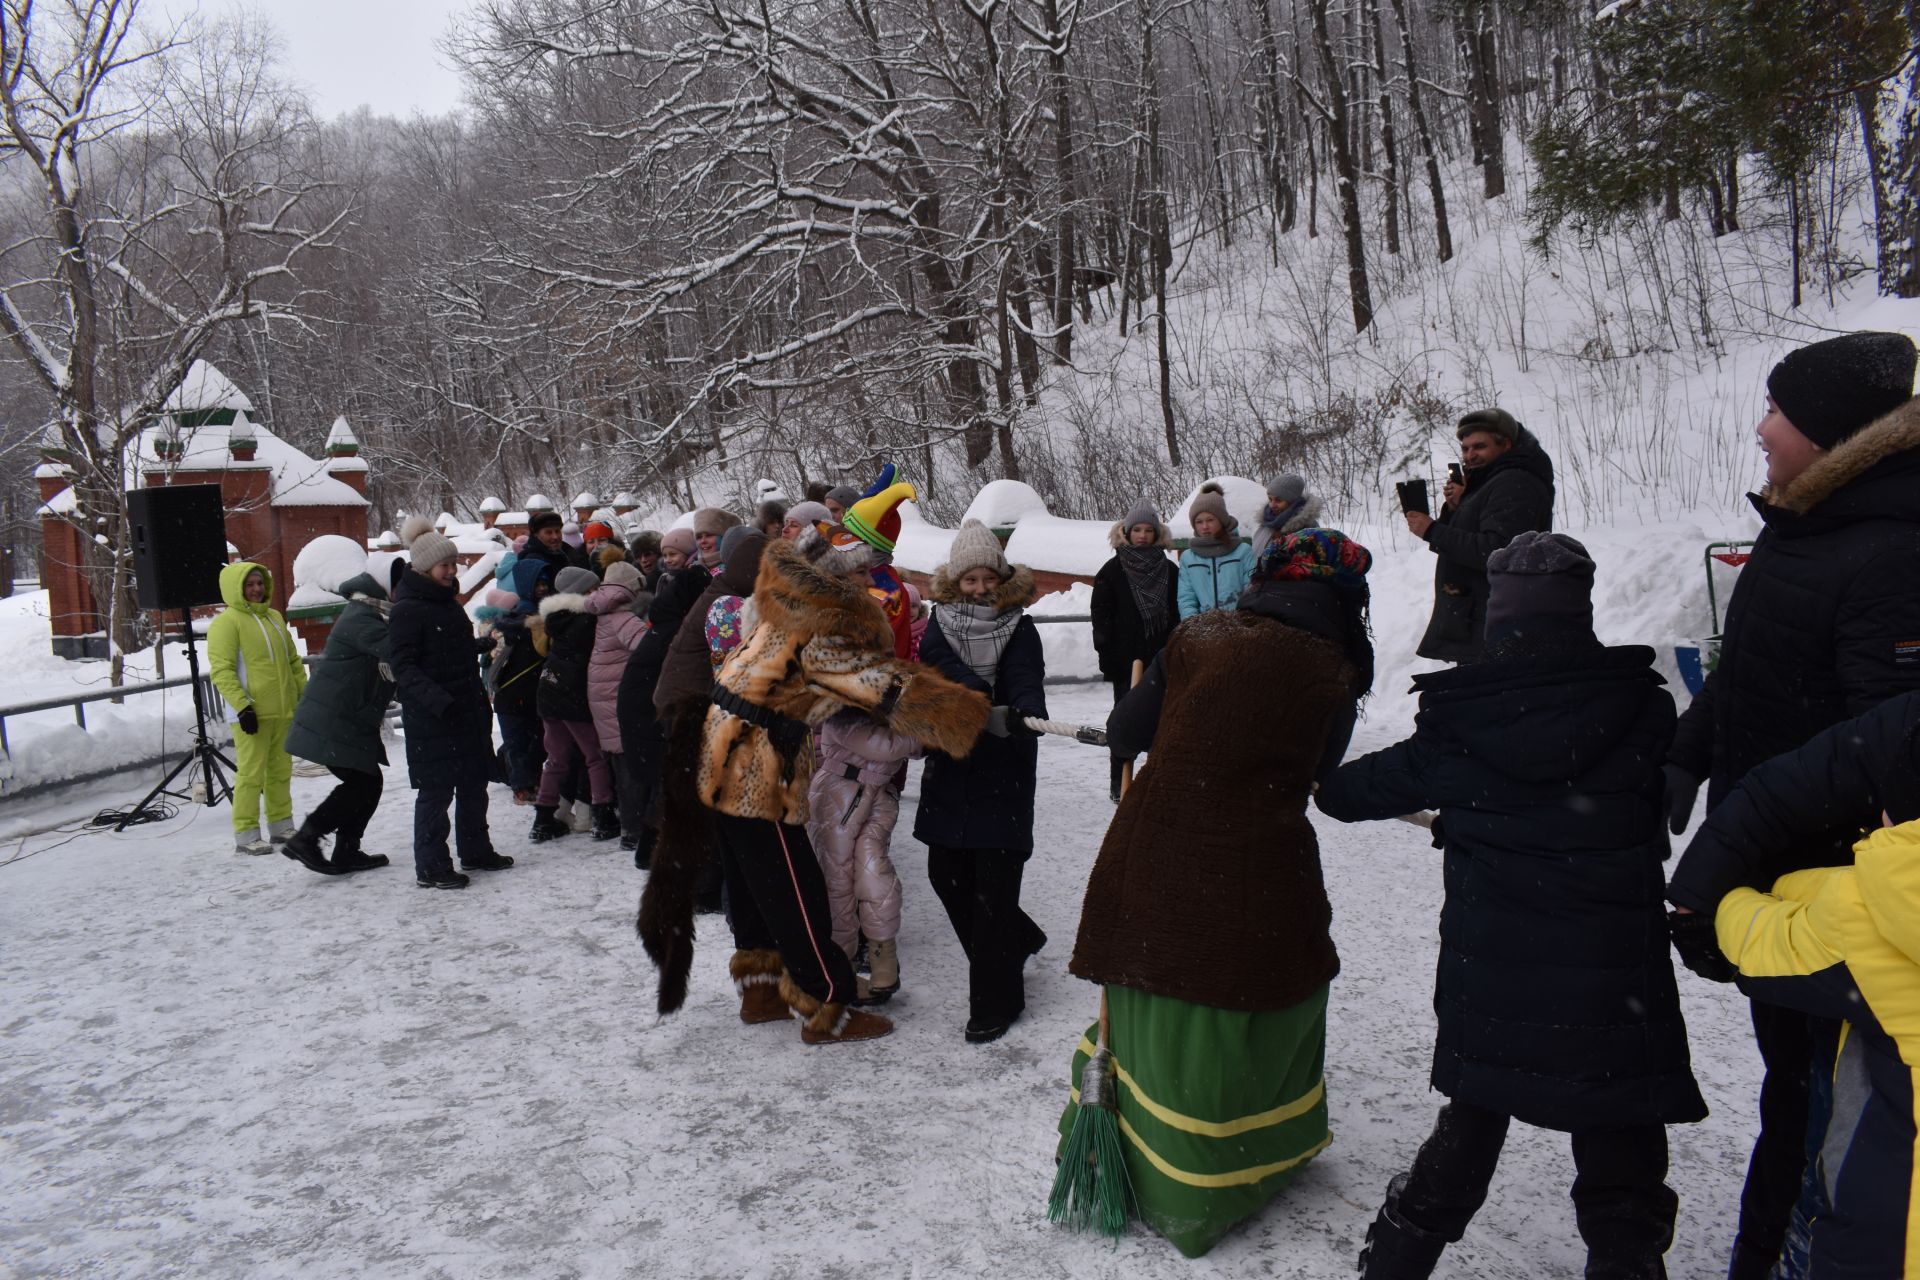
{"left": 570, "top": 491, "right": 601, "bottom": 509}
{"left": 479, "top": 496, "right": 506, "bottom": 514}
{"left": 324, "top": 416, "right": 358, "bottom": 448}
{"left": 132, "top": 413, "right": 368, "bottom": 508}
{"left": 524, "top": 494, "right": 554, "bottom": 511}
{"left": 165, "top": 360, "right": 253, "bottom": 415}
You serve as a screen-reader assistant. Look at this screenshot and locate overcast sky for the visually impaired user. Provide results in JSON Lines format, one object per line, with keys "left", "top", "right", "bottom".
{"left": 157, "top": 0, "right": 473, "bottom": 121}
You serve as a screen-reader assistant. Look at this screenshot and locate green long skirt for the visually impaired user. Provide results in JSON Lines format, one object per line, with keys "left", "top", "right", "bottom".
{"left": 1057, "top": 983, "right": 1331, "bottom": 1258}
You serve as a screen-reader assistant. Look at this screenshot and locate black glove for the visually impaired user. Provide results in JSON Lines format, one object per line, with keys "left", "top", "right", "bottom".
{"left": 1668, "top": 908, "right": 1737, "bottom": 984}
{"left": 1662, "top": 764, "right": 1701, "bottom": 836}
{"left": 236, "top": 705, "right": 259, "bottom": 735}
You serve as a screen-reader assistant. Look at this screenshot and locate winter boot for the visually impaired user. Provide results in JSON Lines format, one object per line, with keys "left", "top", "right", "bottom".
{"left": 279, "top": 822, "right": 343, "bottom": 876}
{"left": 731, "top": 949, "right": 790, "bottom": 1024}
{"left": 964, "top": 1013, "right": 1017, "bottom": 1044}
{"left": 1358, "top": 1176, "right": 1449, "bottom": 1280}
{"left": 462, "top": 849, "right": 515, "bottom": 872}
{"left": 333, "top": 844, "right": 390, "bottom": 872}
{"left": 570, "top": 798, "right": 595, "bottom": 832}
{"left": 267, "top": 817, "right": 298, "bottom": 846}
{"left": 867, "top": 938, "right": 900, "bottom": 998}
{"left": 781, "top": 973, "right": 894, "bottom": 1045}
{"left": 590, "top": 802, "right": 621, "bottom": 842}
{"left": 234, "top": 828, "right": 272, "bottom": 856}
{"left": 415, "top": 869, "right": 471, "bottom": 890}
{"left": 1110, "top": 756, "right": 1125, "bottom": 802}
{"left": 529, "top": 806, "right": 571, "bottom": 843}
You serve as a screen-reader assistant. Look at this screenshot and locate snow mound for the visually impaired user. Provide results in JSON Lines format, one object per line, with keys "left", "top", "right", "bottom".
{"left": 963, "top": 479, "right": 1049, "bottom": 527}
{"left": 1168, "top": 476, "right": 1267, "bottom": 538}
{"left": 290, "top": 535, "right": 367, "bottom": 598}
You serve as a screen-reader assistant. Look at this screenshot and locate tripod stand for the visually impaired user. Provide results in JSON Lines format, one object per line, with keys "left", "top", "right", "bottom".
{"left": 119, "top": 607, "right": 235, "bottom": 830}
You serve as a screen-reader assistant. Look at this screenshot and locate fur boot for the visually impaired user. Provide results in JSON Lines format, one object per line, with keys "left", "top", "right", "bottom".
{"left": 731, "top": 949, "right": 790, "bottom": 1024}
{"left": 778, "top": 971, "right": 894, "bottom": 1045}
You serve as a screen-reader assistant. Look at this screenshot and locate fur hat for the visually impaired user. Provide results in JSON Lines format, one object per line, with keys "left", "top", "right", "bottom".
{"left": 1187, "top": 483, "right": 1236, "bottom": 533}
{"left": 755, "top": 499, "right": 787, "bottom": 531}
{"left": 528, "top": 509, "right": 563, "bottom": 534}
{"left": 596, "top": 545, "right": 628, "bottom": 572}
{"left": 630, "top": 529, "right": 663, "bottom": 556}
{"left": 1457, "top": 408, "right": 1521, "bottom": 443}
{"left": 603, "top": 560, "right": 643, "bottom": 593}
{"left": 553, "top": 566, "right": 600, "bottom": 596}
{"left": 661, "top": 527, "right": 697, "bottom": 558}
{"left": 692, "top": 507, "right": 741, "bottom": 538}
{"left": 1767, "top": 331, "right": 1918, "bottom": 450}
{"left": 401, "top": 514, "right": 458, "bottom": 574}
{"left": 944, "top": 519, "right": 1010, "bottom": 581}
{"left": 583, "top": 520, "right": 614, "bottom": 543}
{"left": 1265, "top": 474, "right": 1308, "bottom": 505}
{"left": 1485, "top": 531, "right": 1596, "bottom": 642}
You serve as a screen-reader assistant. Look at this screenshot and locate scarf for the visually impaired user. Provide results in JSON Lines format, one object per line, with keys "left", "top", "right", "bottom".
{"left": 1186, "top": 532, "right": 1240, "bottom": 558}
{"left": 1115, "top": 546, "right": 1172, "bottom": 637}
{"left": 938, "top": 601, "right": 1023, "bottom": 689}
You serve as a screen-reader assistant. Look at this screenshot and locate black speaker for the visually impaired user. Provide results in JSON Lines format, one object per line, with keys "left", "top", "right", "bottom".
{"left": 128, "top": 484, "right": 228, "bottom": 610}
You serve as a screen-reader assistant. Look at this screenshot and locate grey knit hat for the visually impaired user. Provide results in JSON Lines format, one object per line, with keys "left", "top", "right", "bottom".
{"left": 944, "top": 519, "right": 1010, "bottom": 579}
{"left": 1187, "top": 483, "right": 1236, "bottom": 532}
{"left": 824, "top": 484, "right": 860, "bottom": 511}
{"left": 1121, "top": 501, "right": 1163, "bottom": 532}
{"left": 1485, "top": 531, "right": 1596, "bottom": 641}
{"left": 401, "top": 514, "right": 458, "bottom": 574}
{"left": 785, "top": 500, "right": 832, "bottom": 528}
{"left": 1266, "top": 474, "right": 1308, "bottom": 505}
{"left": 553, "top": 566, "right": 600, "bottom": 596}
{"left": 661, "top": 527, "right": 697, "bottom": 558}
{"left": 603, "top": 561, "right": 642, "bottom": 593}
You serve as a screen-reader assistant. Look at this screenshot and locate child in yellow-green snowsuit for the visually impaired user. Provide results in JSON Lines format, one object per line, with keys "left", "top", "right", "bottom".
{"left": 207, "top": 561, "right": 306, "bottom": 854}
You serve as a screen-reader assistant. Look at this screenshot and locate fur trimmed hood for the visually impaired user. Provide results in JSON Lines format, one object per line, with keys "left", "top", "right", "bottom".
{"left": 1764, "top": 394, "right": 1920, "bottom": 515}
{"left": 929, "top": 563, "right": 1038, "bottom": 611}
{"left": 1108, "top": 519, "right": 1173, "bottom": 550}
{"left": 753, "top": 536, "right": 893, "bottom": 652}
{"left": 538, "top": 591, "right": 593, "bottom": 619}
{"left": 1278, "top": 495, "right": 1323, "bottom": 535}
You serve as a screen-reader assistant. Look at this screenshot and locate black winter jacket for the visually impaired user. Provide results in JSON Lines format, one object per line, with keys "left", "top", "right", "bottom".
{"left": 284, "top": 573, "right": 392, "bottom": 776}
{"left": 914, "top": 582, "right": 1048, "bottom": 853}
{"left": 1416, "top": 428, "right": 1555, "bottom": 662}
{"left": 389, "top": 568, "right": 494, "bottom": 791}
{"left": 1670, "top": 397, "right": 1920, "bottom": 823}
{"left": 1091, "top": 532, "right": 1179, "bottom": 684}
{"left": 617, "top": 565, "right": 712, "bottom": 779}
{"left": 535, "top": 592, "right": 597, "bottom": 723}
{"left": 1669, "top": 689, "right": 1920, "bottom": 913}
{"left": 1316, "top": 644, "right": 1707, "bottom": 1132}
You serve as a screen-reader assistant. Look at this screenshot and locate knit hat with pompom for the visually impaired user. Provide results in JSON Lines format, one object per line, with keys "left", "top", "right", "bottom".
{"left": 401, "top": 514, "right": 458, "bottom": 574}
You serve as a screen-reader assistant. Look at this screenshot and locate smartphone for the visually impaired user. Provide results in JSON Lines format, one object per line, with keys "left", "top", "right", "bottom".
{"left": 1396, "top": 478, "right": 1430, "bottom": 515}
{"left": 1447, "top": 462, "right": 1465, "bottom": 488}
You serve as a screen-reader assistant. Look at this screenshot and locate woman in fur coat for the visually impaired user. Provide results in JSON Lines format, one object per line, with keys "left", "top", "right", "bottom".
{"left": 915, "top": 519, "right": 1050, "bottom": 1044}
{"left": 1090, "top": 501, "right": 1179, "bottom": 799}
{"left": 638, "top": 488, "right": 987, "bottom": 1047}
{"left": 1063, "top": 529, "right": 1375, "bottom": 1258}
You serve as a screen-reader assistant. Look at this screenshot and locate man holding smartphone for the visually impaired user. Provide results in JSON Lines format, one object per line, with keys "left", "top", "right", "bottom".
{"left": 1405, "top": 408, "right": 1555, "bottom": 663}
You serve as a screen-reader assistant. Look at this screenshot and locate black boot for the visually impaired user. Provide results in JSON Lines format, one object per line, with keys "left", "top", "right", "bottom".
{"left": 529, "top": 805, "right": 570, "bottom": 843}
{"left": 590, "top": 802, "right": 621, "bottom": 841}
{"left": 280, "top": 823, "right": 343, "bottom": 876}
{"left": 1359, "top": 1176, "right": 1449, "bottom": 1279}
{"left": 1110, "top": 756, "right": 1124, "bottom": 802}
{"left": 462, "top": 849, "right": 515, "bottom": 872}
{"left": 333, "top": 842, "right": 390, "bottom": 871}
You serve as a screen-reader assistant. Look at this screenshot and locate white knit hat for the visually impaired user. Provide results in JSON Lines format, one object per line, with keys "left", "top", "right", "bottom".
{"left": 944, "top": 519, "right": 1010, "bottom": 580}
{"left": 401, "top": 514, "right": 458, "bottom": 574}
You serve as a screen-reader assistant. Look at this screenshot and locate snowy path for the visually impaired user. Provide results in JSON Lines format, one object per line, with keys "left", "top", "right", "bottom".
{"left": 3, "top": 684, "right": 1759, "bottom": 1278}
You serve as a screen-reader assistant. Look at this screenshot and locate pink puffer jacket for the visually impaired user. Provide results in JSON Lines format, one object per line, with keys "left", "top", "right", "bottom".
{"left": 586, "top": 582, "right": 648, "bottom": 751}
{"left": 807, "top": 711, "right": 922, "bottom": 952}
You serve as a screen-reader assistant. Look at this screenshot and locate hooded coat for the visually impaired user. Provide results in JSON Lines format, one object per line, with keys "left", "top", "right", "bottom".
{"left": 912, "top": 566, "right": 1048, "bottom": 852}
{"left": 1072, "top": 609, "right": 1352, "bottom": 1011}
{"left": 1090, "top": 522, "right": 1179, "bottom": 683}
{"left": 535, "top": 591, "right": 597, "bottom": 723}
{"left": 584, "top": 580, "right": 646, "bottom": 751}
{"left": 284, "top": 573, "right": 391, "bottom": 775}
{"left": 207, "top": 562, "right": 306, "bottom": 721}
{"left": 1668, "top": 397, "right": 1920, "bottom": 824}
{"left": 1415, "top": 427, "right": 1556, "bottom": 663}
{"left": 1316, "top": 645, "right": 1707, "bottom": 1131}
{"left": 389, "top": 567, "right": 494, "bottom": 791}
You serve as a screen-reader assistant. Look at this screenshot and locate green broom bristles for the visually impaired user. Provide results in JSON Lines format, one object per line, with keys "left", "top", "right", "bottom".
{"left": 1048, "top": 1045, "right": 1136, "bottom": 1238}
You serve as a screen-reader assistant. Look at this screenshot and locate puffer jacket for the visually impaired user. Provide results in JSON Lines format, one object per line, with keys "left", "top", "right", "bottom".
{"left": 617, "top": 565, "right": 712, "bottom": 779}
{"left": 1091, "top": 520, "right": 1179, "bottom": 681}
{"left": 1415, "top": 428, "right": 1555, "bottom": 662}
{"left": 1670, "top": 396, "right": 1920, "bottom": 823}
{"left": 1717, "top": 821, "right": 1920, "bottom": 1280}
{"left": 206, "top": 561, "right": 306, "bottom": 721}
{"left": 807, "top": 711, "right": 923, "bottom": 953}
{"left": 284, "top": 573, "right": 391, "bottom": 775}
{"left": 1175, "top": 538, "right": 1255, "bottom": 618}
{"left": 584, "top": 580, "right": 646, "bottom": 751}
{"left": 535, "top": 591, "right": 597, "bottom": 723}
{"left": 388, "top": 567, "right": 493, "bottom": 791}
{"left": 696, "top": 533, "right": 987, "bottom": 824}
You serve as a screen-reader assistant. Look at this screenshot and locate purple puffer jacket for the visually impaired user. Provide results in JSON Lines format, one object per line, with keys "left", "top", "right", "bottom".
{"left": 586, "top": 581, "right": 648, "bottom": 751}
{"left": 806, "top": 710, "right": 923, "bottom": 953}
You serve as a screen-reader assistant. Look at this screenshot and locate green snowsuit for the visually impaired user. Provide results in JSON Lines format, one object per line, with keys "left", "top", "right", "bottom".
{"left": 206, "top": 561, "right": 306, "bottom": 836}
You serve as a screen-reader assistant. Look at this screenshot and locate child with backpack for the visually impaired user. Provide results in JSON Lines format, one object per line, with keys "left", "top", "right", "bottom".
{"left": 915, "top": 519, "right": 1049, "bottom": 1043}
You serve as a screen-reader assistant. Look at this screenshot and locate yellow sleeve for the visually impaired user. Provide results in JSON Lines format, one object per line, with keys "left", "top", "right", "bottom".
{"left": 1715, "top": 871, "right": 1850, "bottom": 980}
{"left": 205, "top": 612, "right": 248, "bottom": 710}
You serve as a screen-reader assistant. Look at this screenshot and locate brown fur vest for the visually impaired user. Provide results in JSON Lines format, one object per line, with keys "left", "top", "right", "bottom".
{"left": 1070, "top": 611, "right": 1353, "bottom": 1011}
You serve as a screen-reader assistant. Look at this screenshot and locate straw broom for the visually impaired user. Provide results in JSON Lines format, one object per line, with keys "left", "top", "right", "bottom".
{"left": 1046, "top": 660, "right": 1144, "bottom": 1238}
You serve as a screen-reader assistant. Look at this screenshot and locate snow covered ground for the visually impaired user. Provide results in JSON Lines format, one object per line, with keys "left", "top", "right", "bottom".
{"left": 3, "top": 683, "right": 1760, "bottom": 1278}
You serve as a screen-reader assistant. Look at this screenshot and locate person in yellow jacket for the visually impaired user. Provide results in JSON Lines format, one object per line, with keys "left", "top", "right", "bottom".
{"left": 207, "top": 561, "right": 307, "bottom": 854}
{"left": 1715, "top": 818, "right": 1920, "bottom": 1279}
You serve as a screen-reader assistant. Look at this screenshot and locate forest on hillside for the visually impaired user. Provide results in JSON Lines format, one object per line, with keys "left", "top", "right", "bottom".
{"left": 0, "top": 0, "right": 1915, "bottom": 648}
